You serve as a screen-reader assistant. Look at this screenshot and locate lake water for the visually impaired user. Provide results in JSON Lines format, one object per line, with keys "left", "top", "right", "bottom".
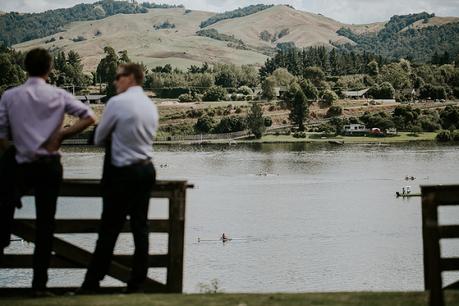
{"left": 2, "top": 142, "right": 459, "bottom": 293}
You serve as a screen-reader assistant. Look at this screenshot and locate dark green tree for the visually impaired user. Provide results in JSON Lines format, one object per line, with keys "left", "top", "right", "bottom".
{"left": 247, "top": 103, "right": 266, "bottom": 138}
{"left": 298, "top": 79, "right": 318, "bottom": 101}
{"left": 261, "top": 77, "right": 276, "bottom": 101}
{"left": 202, "top": 86, "right": 227, "bottom": 101}
{"left": 287, "top": 83, "right": 308, "bottom": 131}
{"left": 195, "top": 115, "right": 216, "bottom": 133}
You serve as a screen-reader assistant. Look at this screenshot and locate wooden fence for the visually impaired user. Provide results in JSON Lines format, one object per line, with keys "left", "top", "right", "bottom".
{"left": 421, "top": 185, "right": 459, "bottom": 306}
{"left": 0, "top": 179, "right": 193, "bottom": 295}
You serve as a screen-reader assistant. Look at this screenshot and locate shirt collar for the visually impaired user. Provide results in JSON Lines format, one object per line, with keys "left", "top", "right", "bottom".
{"left": 26, "top": 77, "right": 47, "bottom": 85}
{"left": 126, "top": 86, "right": 143, "bottom": 93}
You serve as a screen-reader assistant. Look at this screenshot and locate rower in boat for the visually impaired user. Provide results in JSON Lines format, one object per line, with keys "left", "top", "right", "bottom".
{"left": 220, "top": 233, "right": 230, "bottom": 242}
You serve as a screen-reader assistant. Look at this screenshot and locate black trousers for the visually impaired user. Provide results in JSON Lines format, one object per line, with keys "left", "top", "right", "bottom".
{"left": 16, "top": 157, "right": 63, "bottom": 290}
{"left": 0, "top": 146, "right": 20, "bottom": 250}
{"left": 83, "top": 162, "right": 155, "bottom": 289}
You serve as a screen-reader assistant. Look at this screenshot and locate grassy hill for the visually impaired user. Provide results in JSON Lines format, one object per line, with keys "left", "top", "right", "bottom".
{"left": 14, "top": 7, "right": 270, "bottom": 71}
{"left": 10, "top": 4, "right": 459, "bottom": 70}
{"left": 13, "top": 5, "right": 353, "bottom": 71}
{"left": 210, "top": 5, "right": 353, "bottom": 49}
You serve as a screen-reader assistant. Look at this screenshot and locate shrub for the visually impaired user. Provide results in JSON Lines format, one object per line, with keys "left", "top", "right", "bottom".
{"left": 453, "top": 131, "right": 459, "bottom": 141}
{"left": 203, "top": 86, "right": 227, "bottom": 101}
{"left": 237, "top": 86, "right": 253, "bottom": 95}
{"left": 326, "top": 106, "right": 343, "bottom": 118}
{"left": 317, "top": 123, "right": 336, "bottom": 136}
{"left": 419, "top": 117, "right": 441, "bottom": 132}
{"left": 214, "top": 116, "right": 246, "bottom": 133}
{"left": 368, "top": 82, "right": 395, "bottom": 99}
{"left": 154, "top": 20, "right": 176, "bottom": 30}
{"left": 320, "top": 89, "right": 338, "bottom": 108}
{"left": 178, "top": 93, "right": 195, "bottom": 102}
{"left": 72, "top": 36, "right": 86, "bottom": 42}
{"left": 436, "top": 130, "right": 452, "bottom": 142}
{"left": 155, "top": 87, "right": 190, "bottom": 99}
{"left": 186, "top": 109, "right": 203, "bottom": 118}
{"left": 293, "top": 132, "right": 307, "bottom": 138}
{"left": 264, "top": 116, "right": 273, "bottom": 127}
{"left": 259, "top": 30, "right": 272, "bottom": 42}
{"left": 409, "top": 126, "right": 423, "bottom": 136}
{"left": 420, "top": 83, "right": 447, "bottom": 100}
{"left": 195, "top": 116, "right": 216, "bottom": 133}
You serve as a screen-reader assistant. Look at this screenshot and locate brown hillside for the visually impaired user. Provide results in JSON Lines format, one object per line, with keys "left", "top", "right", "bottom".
{"left": 14, "top": 8, "right": 269, "bottom": 72}
{"left": 210, "top": 5, "right": 354, "bottom": 48}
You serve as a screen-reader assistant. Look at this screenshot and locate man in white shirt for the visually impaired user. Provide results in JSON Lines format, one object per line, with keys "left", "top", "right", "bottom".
{"left": 80, "top": 63, "right": 158, "bottom": 293}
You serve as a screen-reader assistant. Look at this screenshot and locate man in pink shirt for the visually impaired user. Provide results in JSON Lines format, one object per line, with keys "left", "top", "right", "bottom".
{"left": 0, "top": 48, "right": 95, "bottom": 295}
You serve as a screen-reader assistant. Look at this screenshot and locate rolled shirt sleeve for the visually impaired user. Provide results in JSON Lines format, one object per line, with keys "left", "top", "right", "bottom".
{"left": 62, "top": 90, "right": 95, "bottom": 119}
{"left": 94, "top": 100, "right": 117, "bottom": 146}
{"left": 0, "top": 93, "right": 10, "bottom": 139}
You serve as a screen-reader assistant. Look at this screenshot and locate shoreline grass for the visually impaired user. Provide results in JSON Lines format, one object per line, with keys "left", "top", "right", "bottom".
{"left": 2, "top": 292, "right": 459, "bottom": 306}
{"left": 152, "top": 132, "right": 439, "bottom": 146}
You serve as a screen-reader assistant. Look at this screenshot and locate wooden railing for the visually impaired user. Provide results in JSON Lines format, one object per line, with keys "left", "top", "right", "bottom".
{"left": 0, "top": 179, "right": 193, "bottom": 295}
{"left": 421, "top": 185, "right": 459, "bottom": 306}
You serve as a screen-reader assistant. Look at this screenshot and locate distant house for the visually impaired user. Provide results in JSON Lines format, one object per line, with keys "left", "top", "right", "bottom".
{"left": 274, "top": 86, "right": 288, "bottom": 98}
{"left": 385, "top": 128, "right": 398, "bottom": 135}
{"left": 75, "top": 95, "right": 106, "bottom": 104}
{"left": 342, "top": 88, "right": 369, "bottom": 99}
{"left": 343, "top": 124, "right": 368, "bottom": 135}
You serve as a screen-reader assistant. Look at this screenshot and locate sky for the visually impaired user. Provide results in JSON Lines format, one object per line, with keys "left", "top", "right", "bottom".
{"left": 0, "top": 0, "right": 458, "bottom": 24}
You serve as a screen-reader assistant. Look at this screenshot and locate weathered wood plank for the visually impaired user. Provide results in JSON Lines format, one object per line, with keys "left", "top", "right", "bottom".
{"left": 438, "top": 225, "right": 459, "bottom": 239}
{"left": 22, "top": 179, "right": 193, "bottom": 198}
{"left": 0, "top": 254, "right": 169, "bottom": 269}
{"left": 14, "top": 219, "right": 169, "bottom": 233}
{"left": 421, "top": 195, "right": 431, "bottom": 291}
{"left": 440, "top": 258, "right": 459, "bottom": 272}
{"left": 167, "top": 188, "right": 186, "bottom": 293}
{"left": 421, "top": 185, "right": 459, "bottom": 206}
{"left": 3, "top": 178, "right": 190, "bottom": 294}
{"left": 422, "top": 189, "right": 445, "bottom": 306}
{"left": 0, "top": 285, "right": 168, "bottom": 296}
{"left": 11, "top": 220, "right": 165, "bottom": 291}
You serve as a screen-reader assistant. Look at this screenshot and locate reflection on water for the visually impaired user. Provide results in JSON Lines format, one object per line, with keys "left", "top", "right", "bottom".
{"left": 2, "top": 142, "right": 459, "bottom": 292}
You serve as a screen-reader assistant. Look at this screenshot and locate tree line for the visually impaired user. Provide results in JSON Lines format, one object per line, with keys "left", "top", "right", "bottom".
{"left": 337, "top": 12, "right": 459, "bottom": 62}
{"left": 199, "top": 4, "right": 274, "bottom": 28}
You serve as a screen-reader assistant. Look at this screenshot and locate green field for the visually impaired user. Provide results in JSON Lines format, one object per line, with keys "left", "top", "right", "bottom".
{"left": 2, "top": 292, "right": 459, "bottom": 306}
{"left": 263, "top": 132, "right": 436, "bottom": 143}
{"left": 252, "top": 132, "right": 437, "bottom": 144}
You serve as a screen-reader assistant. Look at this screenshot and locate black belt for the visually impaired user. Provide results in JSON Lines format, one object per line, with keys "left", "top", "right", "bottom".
{"left": 133, "top": 159, "right": 152, "bottom": 166}
{"left": 34, "top": 155, "right": 61, "bottom": 163}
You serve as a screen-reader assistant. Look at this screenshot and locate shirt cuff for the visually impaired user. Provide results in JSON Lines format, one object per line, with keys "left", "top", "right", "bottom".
{"left": 81, "top": 108, "right": 95, "bottom": 119}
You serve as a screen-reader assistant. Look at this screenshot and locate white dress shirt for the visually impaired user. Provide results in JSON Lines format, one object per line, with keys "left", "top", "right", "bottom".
{"left": 95, "top": 86, "right": 159, "bottom": 167}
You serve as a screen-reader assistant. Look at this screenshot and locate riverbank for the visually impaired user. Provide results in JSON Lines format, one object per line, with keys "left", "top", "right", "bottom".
{"left": 153, "top": 132, "right": 438, "bottom": 145}
{"left": 2, "top": 292, "right": 459, "bottom": 306}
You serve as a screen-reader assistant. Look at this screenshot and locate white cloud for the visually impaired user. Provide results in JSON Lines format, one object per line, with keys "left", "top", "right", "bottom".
{"left": 0, "top": 0, "right": 458, "bottom": 24}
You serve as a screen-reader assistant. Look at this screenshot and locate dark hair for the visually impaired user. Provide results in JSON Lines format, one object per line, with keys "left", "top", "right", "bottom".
{"left": 119, "top": 63, "right": 144, "bottom": 85}
{"left": 24, "top": 48, "right": 53, "bottom": 77}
